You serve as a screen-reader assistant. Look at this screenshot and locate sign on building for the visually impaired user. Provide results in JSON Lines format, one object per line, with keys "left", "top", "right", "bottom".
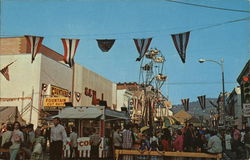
{"left": 43, "top": 97, "right": 69, "bottom": 110}
{"left": 51, "top": 85, "right": 70, "bottom": 97}
{"left": 243, "top": 103, "right": 250, "bottom": 117}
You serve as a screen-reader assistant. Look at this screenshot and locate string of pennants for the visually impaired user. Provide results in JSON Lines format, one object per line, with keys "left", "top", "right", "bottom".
{"left": 24, "top": 32, "right": 189, "bottom": 65}
{"left": 1, "top": 32, "right": 190, "bottom": 80}
{"left": 181, "top": 95, "right": 206, "bottom": 111}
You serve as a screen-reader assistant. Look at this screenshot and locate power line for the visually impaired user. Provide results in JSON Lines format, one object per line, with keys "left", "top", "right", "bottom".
{"left": 165, "top": 0, "right": 250, "bottom": 13}
{"left": 192, "top": 16, "right": 250, "bottom": 32}
{"left": 1, "top": 17, "right": 249, "bottom": 39}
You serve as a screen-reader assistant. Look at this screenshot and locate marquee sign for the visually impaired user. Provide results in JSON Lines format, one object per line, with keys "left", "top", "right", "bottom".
{"left": 43, "top": 97, "right": 69, "bottom": 110}
{"left": 51, "top": 85, "right": 70, "bottom": 97}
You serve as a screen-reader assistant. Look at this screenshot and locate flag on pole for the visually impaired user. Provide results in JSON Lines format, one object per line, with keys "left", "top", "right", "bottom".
{"left": 198, "top": 95, "right": 206, "bottom": 110}
{"left": 61, "top": 38, "right": 80, "bottom": 68}
{"left": 181, "top": 98, "right": 189, "bottom": 111}
{"left": 0, "top": 61, "right": 16, "bottom": 81}
{"left": 96, "top": 39, "right": 115, "bottom": 52}
{"left": 75, "top": 92, "right": 82, "bottom": 102}
{"left": 171, "top": 31, "right": 190, "bottom": 63}
{"left": 134, "top": 38, "right": 152, "bottom": 61}
{"left": 25, "top": 35, "right": 44, "bottom": 63}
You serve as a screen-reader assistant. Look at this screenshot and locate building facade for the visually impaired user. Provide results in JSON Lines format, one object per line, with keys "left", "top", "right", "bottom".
{"left": 0, "top": 37, "right": 117, "bottom": 126}
{"left": 237, "top": 59, "right": 250, "bottom": 127}
{"left": 226, "top": 87, "right": 242, "bottom": 128}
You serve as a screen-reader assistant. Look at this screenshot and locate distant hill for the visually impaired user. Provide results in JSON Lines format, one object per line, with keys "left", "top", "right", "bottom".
{"left": 171, "top": 98, "right": 218, "bottom": 120}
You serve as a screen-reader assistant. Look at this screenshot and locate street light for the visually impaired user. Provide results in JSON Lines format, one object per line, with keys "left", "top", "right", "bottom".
{"left": 198, "top": 58, "right": 225, "bottom": 125}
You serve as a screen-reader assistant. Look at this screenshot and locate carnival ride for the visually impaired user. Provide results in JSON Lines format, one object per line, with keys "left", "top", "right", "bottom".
{"left": 138, "top": 48, "right": 167, "bottom": 129}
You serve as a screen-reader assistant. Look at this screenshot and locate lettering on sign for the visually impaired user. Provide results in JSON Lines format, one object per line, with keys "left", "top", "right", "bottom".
{"left": 51, "top": 85, "right": 70, "bottom": 97}
{"left": 43, "top": 97, "right": 69, "bottom": 110}
{"left": 84, "top": 87, "right": 102, "bottom": 105}
{"left": 77, "top": 137, "right": 91, "bottom": 150}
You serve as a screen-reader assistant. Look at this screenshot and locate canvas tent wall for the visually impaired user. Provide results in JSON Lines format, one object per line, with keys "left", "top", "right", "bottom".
{"left": 0, "top": 106, "right": 26, "bottom": 125}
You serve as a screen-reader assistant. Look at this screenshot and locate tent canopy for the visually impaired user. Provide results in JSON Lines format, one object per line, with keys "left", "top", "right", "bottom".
{"left": 54, "top": 106, "right": 129, "bottom": 120}
{"left": 56, "top": 106, "right": 102, "bottom": 119}
{"left": 0, "top": 106, "right": 26, "bottom": 125}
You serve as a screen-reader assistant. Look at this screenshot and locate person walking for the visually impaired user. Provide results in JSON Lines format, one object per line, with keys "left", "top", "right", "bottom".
{"left": 69, "top": 127, "right": 78, "bottom": 159}
{"left": 50, "top": 117, "right": 67, "bottom": 160}
{"left": 9, "top": 121, "right": 24, "bottom": 160}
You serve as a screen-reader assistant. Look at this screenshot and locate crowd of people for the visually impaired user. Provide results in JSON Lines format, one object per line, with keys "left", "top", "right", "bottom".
{"left": 110, "top": 123, "right": 250, "bottom": 160}
{"left": 1, "top": 118, "right": 250, "bottom": 160}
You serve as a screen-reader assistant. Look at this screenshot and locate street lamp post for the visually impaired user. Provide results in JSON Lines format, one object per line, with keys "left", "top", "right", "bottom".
{"left": 198, "top": 58, "right": 225, "bottom": 125}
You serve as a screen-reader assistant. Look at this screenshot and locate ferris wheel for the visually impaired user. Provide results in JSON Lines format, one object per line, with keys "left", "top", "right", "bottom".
{"left": 139, "top": 48, "right": 167, "bottom": 91}
{"left": 138, "top": 48, "right": 167, "bottom": 127}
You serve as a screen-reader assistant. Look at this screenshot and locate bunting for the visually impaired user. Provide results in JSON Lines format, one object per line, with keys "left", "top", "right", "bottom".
{"left": 96, "top": 39, "right": 115, "bottom": 52}
{"left": 134, "top": 38, "right": 152, "bottom": 61}
{"left": 198, "top": 95, "right": 206, "bottom": 110}
{"left": 171, "top": 31, "right": 190, "bottom": 63}
{"left": 181, "top": 98, "right": 189, "bottom": 111}
{"left": 25, "top": 35, "right": 44, "bottom": 63}
{"left": 75, "top": 92, "right": 82, "bottom": 102}
{"left": 0, "top": 97, "right": 32, "bottom": 102}
{"left": 0, "top": 61, "right": 16, "bottom": 81}
{"left": 61, "top": 38, "right": 80, "bottom": 68}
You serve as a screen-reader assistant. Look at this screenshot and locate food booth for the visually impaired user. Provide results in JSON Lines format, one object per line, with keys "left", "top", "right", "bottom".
{"left": 54, "top": 106, "right": 129, "bottom": 159}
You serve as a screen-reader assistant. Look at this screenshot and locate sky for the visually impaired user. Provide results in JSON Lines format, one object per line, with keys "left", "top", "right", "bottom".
{"left": 1, "top": 0, "right": 249, "bottom": 105}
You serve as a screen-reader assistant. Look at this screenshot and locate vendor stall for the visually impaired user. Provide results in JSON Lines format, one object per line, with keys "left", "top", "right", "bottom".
{"left": 54, "top": 106, "right": 129, "bottom": 159}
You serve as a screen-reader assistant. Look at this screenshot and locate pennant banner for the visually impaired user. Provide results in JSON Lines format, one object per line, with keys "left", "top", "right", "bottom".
{"left": 0, "top": 61, "right": 16, "bottom": 81}
{"left": 171, "top": 31, "right": 190, "bottom": 63}
{"left": 181, "top": 98, "right": 189, "bottom": 111}
{"left": 61, "top": 38, "right": 80, "bottom": 68}
{"left": 96, "top": 39, "right": 115, "bottom": 52}
{"left": 198, "top": 95, "right": 206, "bottom": 110}
{"left": 134, "top": 38, "right": 152, "bottom": 61}
{"left": 25, "top": 35, "right": 44, "bottom": 63}
{"left": 75, "top": 92, "right": 82, "bottom": 102}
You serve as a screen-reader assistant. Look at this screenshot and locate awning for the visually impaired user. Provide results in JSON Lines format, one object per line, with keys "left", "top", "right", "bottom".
{"left": 56, "top": 106, "right": 102, "bottom": 119}
{"left": 51, "top": 106, "right": 129, "bottom": 120}
{"left": 105, "top": 109, "right": 129, "bottom": 120}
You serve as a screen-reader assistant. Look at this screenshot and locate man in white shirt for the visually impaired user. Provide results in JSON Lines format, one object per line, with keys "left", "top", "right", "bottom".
{"left": 50, "top": 117, "right": 67, "bottom": 160}
{"left": 207, "top": 130, "right": 222, "bottom": 154}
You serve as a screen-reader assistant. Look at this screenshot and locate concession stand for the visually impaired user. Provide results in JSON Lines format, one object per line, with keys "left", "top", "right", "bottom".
{"left": 54, "top": 106, "right": 129, "bottom": 158}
